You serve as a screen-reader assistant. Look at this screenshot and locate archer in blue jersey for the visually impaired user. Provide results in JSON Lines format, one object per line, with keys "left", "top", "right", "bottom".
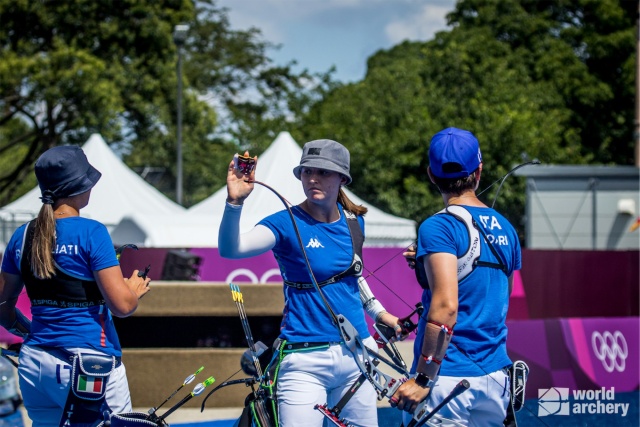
{"left": 219, "top": 140, "right": 406, "bottom": 427}
{"left": 0, "top": 146, "right": 150, "bottom": 427}
{"left": 393, "top": 128, "right": 522, "bottom": 427}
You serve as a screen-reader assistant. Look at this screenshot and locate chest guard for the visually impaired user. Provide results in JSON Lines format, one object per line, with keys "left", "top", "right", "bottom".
{"left": 20, "top": 221, "right": 106, "bottom": 307}
{"left": 283, "top": 209, "right": 363, "bottom": 289}
{"left": 415, "top": 205, "right": 506, "bottom": 289}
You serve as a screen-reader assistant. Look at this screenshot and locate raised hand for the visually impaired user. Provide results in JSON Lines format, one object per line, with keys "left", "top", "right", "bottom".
{"left": 226, "top": 151, "right": 258, "bottom": 205}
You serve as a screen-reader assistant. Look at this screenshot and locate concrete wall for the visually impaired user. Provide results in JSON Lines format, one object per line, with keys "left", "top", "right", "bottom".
{"left": 122, "top": 282, "right": 283, "bottom": 409}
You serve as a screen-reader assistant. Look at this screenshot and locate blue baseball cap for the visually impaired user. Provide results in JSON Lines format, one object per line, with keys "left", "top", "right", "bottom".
{"left": 428, "top": 127, "right": 482, "bottom": 179}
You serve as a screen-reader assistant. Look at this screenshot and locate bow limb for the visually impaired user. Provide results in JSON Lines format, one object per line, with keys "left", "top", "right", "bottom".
{"left": 200, "top": 378, "right": 256, "bottom": 412}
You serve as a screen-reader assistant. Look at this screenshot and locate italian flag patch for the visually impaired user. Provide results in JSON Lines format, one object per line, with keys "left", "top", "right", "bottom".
{"left": 77, "top": 375, "right": 104, "bottom": 394}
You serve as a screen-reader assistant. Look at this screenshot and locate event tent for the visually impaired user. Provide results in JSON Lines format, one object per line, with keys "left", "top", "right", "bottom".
{"left": 110, "top": 132, "right": 417, "bottom": 247}
{"left": 0, "top": 134, "right": 186, "bottom": 246}
{"left": 0, "top": 132, "right": 416, "bottom": 248}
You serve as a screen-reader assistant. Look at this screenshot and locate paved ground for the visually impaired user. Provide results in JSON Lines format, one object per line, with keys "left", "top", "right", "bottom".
{"left": 15, "top": 406, "right": 244, "bottom": 427}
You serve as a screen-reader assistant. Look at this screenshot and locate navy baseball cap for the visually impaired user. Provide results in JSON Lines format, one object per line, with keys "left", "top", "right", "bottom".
{"left": 428, "top": 127, "right": 482, "bottom": 179}
{"left": 35, "top": 146, "right": 101, "bottom": 203}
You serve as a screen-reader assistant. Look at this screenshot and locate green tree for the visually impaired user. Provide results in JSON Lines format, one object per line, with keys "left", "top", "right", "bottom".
{"left": 448, "top": 0, "right": 637, "bottom": 165}
{"left": 0, "top": 0, "right": 331, "bottom": 207}
{"left": 294, "top": 0, "right": 635, "bottom": 240}
{"left": 0, "top": 0, "right": 192, "bottom": 204}
{"left": 296, "top": 29, "right": 570, "bottom": 229}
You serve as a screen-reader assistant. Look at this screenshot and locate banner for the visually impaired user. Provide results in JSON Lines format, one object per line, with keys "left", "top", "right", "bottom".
{"left": 507, "top": 317, "right": 639, "bottom": 399}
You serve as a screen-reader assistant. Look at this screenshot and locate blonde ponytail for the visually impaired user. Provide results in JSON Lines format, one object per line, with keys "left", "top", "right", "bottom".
{"left": 31, "top": 204, "right": 56, "bottom": 279}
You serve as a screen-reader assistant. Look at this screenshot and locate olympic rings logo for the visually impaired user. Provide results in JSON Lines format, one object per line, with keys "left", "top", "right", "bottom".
{"left": 591, "top": 330, "right": 628, "bottom": 373}
{"left": 225, "top": 268, "right": 282, "bottom": 284}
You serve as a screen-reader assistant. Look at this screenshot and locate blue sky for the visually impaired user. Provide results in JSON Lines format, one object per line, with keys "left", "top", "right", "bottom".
{"left": 216, "top": 0, "right": 457, "bottom": 83}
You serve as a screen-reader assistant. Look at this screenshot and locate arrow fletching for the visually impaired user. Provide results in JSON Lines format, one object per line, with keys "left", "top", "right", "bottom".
{"left": 192, "top": 376, "right": 216, "bottom": 397}
{"left": 184, "top": 366, "right": 205, "bottom": 385}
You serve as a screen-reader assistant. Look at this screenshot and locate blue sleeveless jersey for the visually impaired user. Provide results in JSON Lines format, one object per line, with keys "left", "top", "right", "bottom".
{"left": 1, "top": 217, "right": 122, "bottom": 356}
{"left": 412, "top": 206, "right": 522, "bottom": 377}
{"left": 258, "top": 205, "right": 370, "bottom": 342}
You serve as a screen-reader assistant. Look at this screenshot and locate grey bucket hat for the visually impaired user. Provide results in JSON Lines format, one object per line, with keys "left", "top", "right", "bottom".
{"left": 293, "top": 139, "right": 352, "bottom": 185}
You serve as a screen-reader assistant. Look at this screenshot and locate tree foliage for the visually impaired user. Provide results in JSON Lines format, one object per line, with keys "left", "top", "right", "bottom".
{"left": 0, "top": 0, "right": 190, "bottom": 203}
{"left": 448, "top": 0, "right": 636, "bottom": 164}
{"left": 293, "top": 0, "right": 636, "bottom": 240}
{"left": 0, "top": 0, "right": 331, "bottom": 206}
{"left": 1, "top": 0, "right": 634, "bottom": 236}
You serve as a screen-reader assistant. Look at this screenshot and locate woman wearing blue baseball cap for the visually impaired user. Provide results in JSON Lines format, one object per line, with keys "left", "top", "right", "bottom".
{"left": 393, "top": 128, "right": 522, "bottom": 426}
{"left": 219, "top": 139, "right": 406, "bottom": 427}
{"left": 0, "top": 146, "right": 150, "bottom": 426}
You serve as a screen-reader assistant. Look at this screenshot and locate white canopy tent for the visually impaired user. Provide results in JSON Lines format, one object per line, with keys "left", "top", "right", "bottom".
{"left": 0, "top": 134, "right": 186, "bottom": 246}
{"left": 110, "top": 132, "right": 416, "bottom": 247}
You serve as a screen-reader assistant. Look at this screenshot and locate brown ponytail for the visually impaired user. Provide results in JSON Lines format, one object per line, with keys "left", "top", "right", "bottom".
{"left": 31, "top": 204, "right": 56, "bottom": 279}
{"left": 337, "top": 188, "right": 368, "bottom": 216}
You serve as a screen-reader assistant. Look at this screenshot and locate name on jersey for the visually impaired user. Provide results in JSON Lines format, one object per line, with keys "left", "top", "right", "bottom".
{"left": 12, "top": 244, "right": 78, "bottom": 264}
{"left": 478, "top": 215, "right": 510, "bottom": 246}
{"left": 52, "top": 244, "right": 79, "bottom": 255}
{"left": 31, "top": 299, "right": 104, "bottom": 307}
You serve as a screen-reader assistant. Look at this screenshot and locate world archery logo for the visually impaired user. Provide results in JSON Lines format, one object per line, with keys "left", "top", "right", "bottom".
{"left": 538, "top": 387, "right": 629, "bottom": 418}
{"left": 306, "top": 238, "right": 324, "bottom": 248}
{"left": 538, "top": 387, "right": 570, "bottom": 416}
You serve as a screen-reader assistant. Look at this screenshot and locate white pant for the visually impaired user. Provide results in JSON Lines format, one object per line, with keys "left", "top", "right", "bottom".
{"left": 402, "top": 369, "right": 510, "bottom": 427}
{"left": 277, "top": 337, "right": 378, "bottom": 427}
{"left": 18, "top": 344, "right": 132, "bottom": 427}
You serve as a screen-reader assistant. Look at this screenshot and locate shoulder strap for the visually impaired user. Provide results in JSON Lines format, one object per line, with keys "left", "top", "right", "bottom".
{"left": 445, "top": 205, "right": 507, "bottom": 278}
{"left": 342, "top": 209, "right": 363, "bottom": 261}
{"left": 283, "top": 209, "right": 364, "bottom": 289}
{"left": 19, "top": 221, "right": 36, "bottom": 275}
{"left": 414, "top": 206, "right": 507, "bottom": 289}
{"left": 441, "top": 206, "right": 481, "bottom": 280}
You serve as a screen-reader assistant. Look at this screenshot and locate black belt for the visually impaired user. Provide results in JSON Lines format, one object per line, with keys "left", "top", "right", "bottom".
{"left": 284, "top": 261, "right": 363, "bottom": 290}
{"left": 40, "top": 346, "right": 122, "bottom": 368}
{"left": 282, "top": 341, "right": 340, "bottom": 352}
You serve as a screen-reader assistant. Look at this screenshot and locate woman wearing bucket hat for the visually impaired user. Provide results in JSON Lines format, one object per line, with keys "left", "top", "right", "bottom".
{"left": 0, "top": 145, "right": 150, "bottom": 426}
{"left": 219, "top": 139, "right": 406, "bottom": 427}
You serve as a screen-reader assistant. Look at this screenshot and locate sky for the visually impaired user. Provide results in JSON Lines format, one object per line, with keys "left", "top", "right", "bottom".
{"left": 216, "top": 0, "right": 458, "bottom": 83}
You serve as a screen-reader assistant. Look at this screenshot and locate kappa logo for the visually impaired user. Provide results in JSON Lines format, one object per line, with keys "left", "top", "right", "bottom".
{"left": 306, "top": 238, "right": 324, "bottom": 248}
{"left": 591, "top": 330, "right": 628, "bottom": 373}
{"left": 344, "top": 211, "right": 356, "bottom": 220}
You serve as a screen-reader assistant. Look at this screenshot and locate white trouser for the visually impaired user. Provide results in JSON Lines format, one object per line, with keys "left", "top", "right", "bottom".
{"left": 402, "top": 369, "right": 510, "bottom": 427}
{"left": 18, "top": 344, "right": 132, "bottom": 427}
{"left": 277, "top": 337, "right": 378, "bottom": 427}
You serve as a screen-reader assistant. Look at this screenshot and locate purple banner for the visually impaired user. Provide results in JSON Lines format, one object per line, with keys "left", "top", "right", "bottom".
{"left": 506, "top": 317, "right": 639, "bottom": 398}
{"left": 1, "top": 247, "right": 530, "bottom": 344}
{"left": 191, "top": 247, "right": 425, "bottom": 323}
{"left": 190, "top": 247, "right": 529, "bottom": 325}
{"left": 0, "top": 292, "right": 32, "bottom": 345}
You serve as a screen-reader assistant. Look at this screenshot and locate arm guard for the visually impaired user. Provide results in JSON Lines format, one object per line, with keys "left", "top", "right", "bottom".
{"left": 416, "top": 320, "right": 453, "bottom": 380}
{"left": 358, "top": 277, "right": 386, "bottom": 321}
{"left": 8, "top": 309, "right": 30, "bottom": 339}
